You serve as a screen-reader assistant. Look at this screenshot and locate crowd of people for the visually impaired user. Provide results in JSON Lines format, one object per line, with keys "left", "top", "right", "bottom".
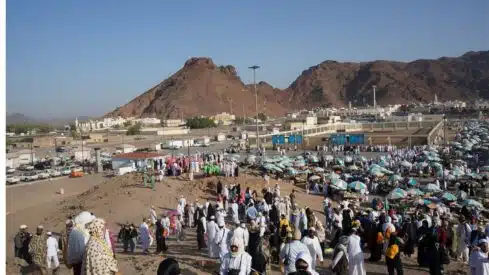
{"left": 12, "top": 121, "right": 489, "bottom": 275}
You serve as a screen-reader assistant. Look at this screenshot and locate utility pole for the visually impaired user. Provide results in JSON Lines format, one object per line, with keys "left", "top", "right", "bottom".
{"left": 242, "top": 104, "right": 245, "bottom": 126}
{"left": 249, "top": 65, "right": 260, "bottom": 149}
{"left": 30, "top": 143, "right": 34, "bottom": 166}
{"left": 373, "top": 85, "right": 377, "bottom": 109}
{"left": 229, "top": 98, "right": 233, "bottom": 115}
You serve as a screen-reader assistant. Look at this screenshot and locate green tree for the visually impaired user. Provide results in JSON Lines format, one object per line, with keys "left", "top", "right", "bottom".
{"left": 254, "top": 113, "right": 267, "bottom": 122}
{"left": 126, "top": 122, "right": 142, "bottom": 135}
{"left": 234, "top": 117, "right": 253, "bottom": 125}
{"left": 123, "top": 121, "right": 132, "bottom": 127}
{"left": 69, "top": 123, "right": 77, "bottom": 132}
{"left": 186, "top": 117, "right": 217, "bottom": 129}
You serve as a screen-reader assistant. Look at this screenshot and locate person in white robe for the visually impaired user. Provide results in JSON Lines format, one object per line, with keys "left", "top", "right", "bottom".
{"left": 469, "top": 237, "right": 489, "bottom": 275}
{"left": 177, "top": 201, "right": 185, "bottom": 223}
{"left": 216, "top": 207, "right": 226, "bottom": 226}
{"left": 257, "top": 212, "right": 267, "bottom": 237}
{"left": 207, "top": 216, "right": 219, "bottom": 258}
{"left": 301, "top": 228, "right": 323, "bottom": 270}
{"left": 67, "top": 211, "right": 95, "bottom": 272}
{"left": 215, "top": 220, "right": 231, "bottom": 261}
{"left": 232, "top": 222, "right": 249, "bottom": 250}
{"left": 278, "top": 198, "right": 286, "bottom": 218}
{"left": 139, "top": 218, "right": 151, "bottom": 254}
{"left": 189, "top": 203, "right": 195, "bottom": 228}
{"left": 347, "top": 228, "right": 366, "bottom": 275}
{"left": 219, "top": 236, "right": 252, "bottom": 275}
{"left": 274, "top": 183, "right": 280, "bottom": 198}
{"left": 231, "top": 201, "right": 240, "bottom": 225}
{"left": 149, "top": 206, "right": 157, "bottom": 226}
{"left": 294, "top": 251, "right": 319, "bottom": 275}
{"left": 457, "top": 218, "right": 472, "bottom": 263}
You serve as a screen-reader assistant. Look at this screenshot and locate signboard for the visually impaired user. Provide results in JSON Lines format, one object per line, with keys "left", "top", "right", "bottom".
{"left": 330, "top": 134, "right": 365, "bottom": 145}
{"left": 278, "top": 135, "right": 285, "bottom": 145}
{"left": 349, "top": 134, "right": 365, "bottom": 145}
{"left": 272, "top": 135, "right": 286, "bottom": 145}
{"left": 295, "top": 135, "right": 303, "bottom": 145}
{"left": 288, "top": 135, "right": 295, "bottom": 144}
{"left": 272, "top": 135, "right": 279, "bottom": 145}
{"left": 331, "top": 134, "right": 346, "bottom": 145}
{"left": 287, "top": 135, "right": 303, "bottom": 145}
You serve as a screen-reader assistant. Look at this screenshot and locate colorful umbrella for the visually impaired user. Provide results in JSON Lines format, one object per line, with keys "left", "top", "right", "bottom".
{"left": 441, "top": 192, "right": 457, "bottom": 201}
{"left": 387, "top": 188, "right": 408, "bottom": 200}
{"left": 349, "top": 181, "right": 367, "bottom": 191}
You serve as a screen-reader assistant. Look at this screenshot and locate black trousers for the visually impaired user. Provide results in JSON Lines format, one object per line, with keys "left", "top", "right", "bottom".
{"left": 386, "top": 258, "right": 403, "bottom": 275}
{"left": 156, "top": 237, "right": 167, "bottom": 253}
{"left": 72, "top": 262, "right": 82, "bottom": 275}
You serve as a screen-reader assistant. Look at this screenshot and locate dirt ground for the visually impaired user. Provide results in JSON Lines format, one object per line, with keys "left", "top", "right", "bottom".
{"left": 6, "top": 171, "right": 469, "bottom": 275}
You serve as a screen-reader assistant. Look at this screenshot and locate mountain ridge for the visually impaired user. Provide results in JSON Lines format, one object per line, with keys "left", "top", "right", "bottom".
{"left": 107, "top": 50, "right": 489, "bottom": 118}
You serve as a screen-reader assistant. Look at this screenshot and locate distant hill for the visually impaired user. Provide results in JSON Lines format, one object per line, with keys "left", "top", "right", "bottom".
{"left": 107, "top": 51, "right": 489, "bottom": 118}
{"left": 6, "top": 113, "right": 38, "bottom": 124}
{"left": 6, "top": 113, "right": 93, "bottom": 126}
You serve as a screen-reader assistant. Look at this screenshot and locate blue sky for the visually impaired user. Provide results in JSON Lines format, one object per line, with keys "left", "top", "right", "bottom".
{"left": 6, "top": 0, "right": 489, "bottom": 118}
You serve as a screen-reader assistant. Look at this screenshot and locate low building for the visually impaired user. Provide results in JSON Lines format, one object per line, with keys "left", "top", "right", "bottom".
{"left": 74, "top": 148, "right": 92, "bottom": 162}
{"left": 54, "top": 136, "right": 75, "bottom": 146}
{"left": 6, "top": 149, "right": 36, "bottom": 168}
{"left": 116, "top": 144, "right": 136, "bottom": 153}
{"left": 32, "top": 136, "right": 55, "bottom": 148}
{"left": 111, "top": 152, "right": 166, "bottom": 171}
{"left": 135, "top": 117, "right": 161, "bottom": 125}
{"left": 305, "top": 116, "right": 317, "bottom": 126}
{"left": 211, "top": 112, "right": 236, "bottom": 125}
{"left": 86, "top": 133, "right": 105, "bottom": 143}
{"left": 162, "top": 119, "right": 185, "bottom": 128}
{"left": 140, "top": 127, "right": 190, "bottom": 136}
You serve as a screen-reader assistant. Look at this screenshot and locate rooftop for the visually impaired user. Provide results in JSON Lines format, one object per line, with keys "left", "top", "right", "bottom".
{"left": 112, "top": 152, "right": 165, "bottom": 160}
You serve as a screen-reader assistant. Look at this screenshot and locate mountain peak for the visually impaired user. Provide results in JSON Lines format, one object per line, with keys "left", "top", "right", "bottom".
{"left": 183, "top": 57, "right": 216, "bottom": 69}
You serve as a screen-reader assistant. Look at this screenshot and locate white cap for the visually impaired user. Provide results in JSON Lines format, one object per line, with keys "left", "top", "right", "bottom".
{"left": 210, "top": 216, "right": 215, "bottom": 220}
{"left": 218, "top": 220, "right": 225, "bottom": 227}
{"left": 479, "top": 238, "right": 489, "bottom": 245}
{"left": 20, "top": 225, "right": 27, "bottom": 229}
{"left": 47, "top": 232, "right": 52, "bottom": 236}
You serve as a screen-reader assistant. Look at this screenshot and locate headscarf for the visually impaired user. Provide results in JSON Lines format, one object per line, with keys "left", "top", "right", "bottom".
{"left": 230, "top": 236, "right": 244, "bottom": 256}
{"left": 86, "top": 218, "right": 106, "bottom": 239}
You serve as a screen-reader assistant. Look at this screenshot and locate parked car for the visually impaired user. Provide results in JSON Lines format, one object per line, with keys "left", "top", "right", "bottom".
{"left": 36, "top": 170, "right": 50, "bottom": 179}
{"left": 21, "top": 172, "right": 39, "bottom": 182}
{"left": 72, "top": 166, "right": 83, "bottom": 172}
{"left": 6, "top": 175, "right": 20, "bottom": 185}
{"left": 61, "top": 167, "right": 71, "bottom": 176}
{"left": 48, "top": 169, "right": 62, "bottom": 177}
{"left": 6, "top": 168, "right": 16, "bottom": 174}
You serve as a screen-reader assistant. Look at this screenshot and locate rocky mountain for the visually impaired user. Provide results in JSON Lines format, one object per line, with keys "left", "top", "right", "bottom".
{"left": 106, "top": 58, "right": 288, "bottom": 119}
{"left": 107, "top": 51, "right": 489, "bottom": 118}
{"left": 286, "top": 51, "right": 489, "bottom": 108}
{"left": 6, "top": 113, "right": 38, "bottom": 124}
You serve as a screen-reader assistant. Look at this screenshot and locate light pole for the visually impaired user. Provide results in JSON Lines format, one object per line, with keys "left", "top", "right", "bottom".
{"left": 249, "top": 65, "right": 260, "bottom": 149}
{"left": 372, "top": 85, "right": 377, "bottom": 109}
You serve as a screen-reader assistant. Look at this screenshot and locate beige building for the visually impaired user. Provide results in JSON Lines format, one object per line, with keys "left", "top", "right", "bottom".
{"left": 162, "top": 119, "right": 185, "bottom": 128}
{"left": 211, "top": 112, "right": 236, "bottom": 125}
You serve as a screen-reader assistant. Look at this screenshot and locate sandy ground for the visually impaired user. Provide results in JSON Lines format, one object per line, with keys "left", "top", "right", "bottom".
{"left": 6, "top": 171, "right": 469, "bottom": 275}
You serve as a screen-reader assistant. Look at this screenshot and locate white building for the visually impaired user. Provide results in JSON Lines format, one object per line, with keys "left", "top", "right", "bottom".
{"left": 305, "top": 116, "right": 318, "bottom": 126}
{"left": 111, "top": 152, "right": 166, "bottom": 172}
{"left": 73, "top": 148, "right": 92, "bottom": 162}
{"left": 474, "top": 100, "right": 489, "bottom": 109}
{"left": 115, "top": 144, "right": 136, "bottom": 154}
{"left": 162, "top": 119, "right": 185, "bottom": 128}
{"left": 140, "top": 127, "right": 190, "bottom": 136}
{"left": 6, "top": 150, "right": 33, "bottom": 169}
{"left": 134, "top": 117, "right": 161, "bottom": 125}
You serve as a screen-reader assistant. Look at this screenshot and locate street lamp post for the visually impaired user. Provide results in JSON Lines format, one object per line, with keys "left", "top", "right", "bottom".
{"left": 249, "top": 65, "right": 260, "bottom": 149}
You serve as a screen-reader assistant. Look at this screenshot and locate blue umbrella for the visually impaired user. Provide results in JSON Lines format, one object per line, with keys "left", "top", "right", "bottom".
{"left": 441, "top": 192, "right": 457, "bottom": 201}
{"left": 349, "top": 181, "right": 367, "bottom": 191}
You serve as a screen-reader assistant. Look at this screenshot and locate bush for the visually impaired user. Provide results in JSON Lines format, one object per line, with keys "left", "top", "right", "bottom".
{"left": 7, "top": 123, "right": 53, "bottom": 135}
{"left": 234, "top": 117, "right": 253, "bottom": 125}
{"left": 254, "top": 113, "right": 267, "bottom": 122}
{"left": 186, "top": 117, "right": 216, "bottom": 129}
{"left": 126, "top": 122, "right": 142, "bottom": 135}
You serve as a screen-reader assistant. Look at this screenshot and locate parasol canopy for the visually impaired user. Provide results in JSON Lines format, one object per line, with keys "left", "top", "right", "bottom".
{"left": 349, "top": 181, "right": 367, "bottom": 191}
{"left": 387, "top": 188, "right": 408, "bottom": 200}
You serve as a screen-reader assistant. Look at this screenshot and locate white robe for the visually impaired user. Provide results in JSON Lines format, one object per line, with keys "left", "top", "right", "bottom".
{"left": 469, "top": 250, "right": 489, "bottom": 275}
{"left": 231, "top": 203, "right": 240, "bottom": 224}
{"left": 347, "top": 234, "right": 366, "bottom": 275}
{"left": 301, "top": 236, "right": 323, "bottom": 270}
{"left": 233, "top": 227, "right": 249, "bottom": 248}
{"left": 139, "top": 222, "right": 151, "bottom": 251}
{"left": 215, "top": 227, "right": 231, "bottom": 260}
{"left": 219, "top": 252, "right": 252, "bottom": 275}
{"left": 207, "top": 221, "right": 219, "bottom": 258}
